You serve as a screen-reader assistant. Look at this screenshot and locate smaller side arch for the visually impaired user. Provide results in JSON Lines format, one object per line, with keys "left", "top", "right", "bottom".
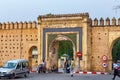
{"left": 28, "top": 46, "right": 38, "bottom": 71}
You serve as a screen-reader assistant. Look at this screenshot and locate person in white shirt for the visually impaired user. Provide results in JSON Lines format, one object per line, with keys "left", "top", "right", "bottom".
{"left": 42, "top": 59, "right": 46, "bottom": 72}
{"left": 38, "top": 59, "right": 46, "bottom": 73}
{"left": 112, "top": 61, "right": 119, "bottom": 80}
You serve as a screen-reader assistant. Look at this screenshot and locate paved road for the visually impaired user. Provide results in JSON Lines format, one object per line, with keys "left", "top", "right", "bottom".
{"left": 2, "top": 73, "right": 120, "bottom": 80}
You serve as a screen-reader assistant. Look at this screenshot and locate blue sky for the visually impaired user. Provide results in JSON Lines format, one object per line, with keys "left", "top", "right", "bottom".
{"left": 0, "top": 0, "right": 120, "bottom": 22}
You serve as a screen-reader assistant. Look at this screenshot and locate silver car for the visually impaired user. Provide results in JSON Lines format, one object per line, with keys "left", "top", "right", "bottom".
{"left": 0, "top": 59, "right": 30, "bottom": 79}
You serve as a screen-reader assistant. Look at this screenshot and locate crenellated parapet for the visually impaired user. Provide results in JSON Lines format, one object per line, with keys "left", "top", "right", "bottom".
{"left": 0, "top": 21, "right": 37, "bottom": 30}
{"left": 92, "top": 17, "right": 120, "bottom": 27}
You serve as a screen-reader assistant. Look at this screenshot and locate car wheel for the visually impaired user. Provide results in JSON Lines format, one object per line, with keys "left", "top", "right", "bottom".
{"left": 10, "top": 73, "right": 15, "bottom": 79}
{"left": 24, "top": 72, "right": 29, "bottom": 77}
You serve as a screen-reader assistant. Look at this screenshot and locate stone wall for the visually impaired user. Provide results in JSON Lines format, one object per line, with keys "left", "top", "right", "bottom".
{"left": 0, "top": 13, "right": 120, "bottom": 72}
{"left": 0, "top": 21, "right": 38, "bottom": 66}
{"left": 91, "top": 18, "right": 120, "bottom": 71}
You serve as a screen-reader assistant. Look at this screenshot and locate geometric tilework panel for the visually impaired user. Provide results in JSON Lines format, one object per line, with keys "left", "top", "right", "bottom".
{"left": 43, "top": 27, "right": 82, "bottom": 59}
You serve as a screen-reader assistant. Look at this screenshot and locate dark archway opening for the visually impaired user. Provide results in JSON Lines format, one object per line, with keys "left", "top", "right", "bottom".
{"left": 112, "top": 40, "right": 120, "bottom": 62}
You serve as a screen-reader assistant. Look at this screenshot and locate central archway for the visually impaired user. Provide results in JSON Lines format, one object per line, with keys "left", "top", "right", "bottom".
{"left": 47, "top": 35, "right": 76, "bottom": 71}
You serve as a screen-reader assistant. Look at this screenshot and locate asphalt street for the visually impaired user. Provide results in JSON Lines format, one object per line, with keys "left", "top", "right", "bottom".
{"left": 0, "top": 72, "right": 119, "bottom": 80}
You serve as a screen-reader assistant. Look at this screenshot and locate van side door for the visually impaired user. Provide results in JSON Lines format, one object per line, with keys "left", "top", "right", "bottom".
{"left": 22, "top": 61, "right": 29, "bottom": 73}
{"left": 15, "top": 62, "right": 23, "bottom": 76}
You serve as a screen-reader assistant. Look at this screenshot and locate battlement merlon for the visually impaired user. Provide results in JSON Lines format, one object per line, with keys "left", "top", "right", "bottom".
{"left": 37, "top": 13, "right": 89, "bottom": 24}
{"left": 92, "top": 17, "right": 120, "bottom": 27}
{"left": 0, "top": 21, "right": 37, "bottom": 30}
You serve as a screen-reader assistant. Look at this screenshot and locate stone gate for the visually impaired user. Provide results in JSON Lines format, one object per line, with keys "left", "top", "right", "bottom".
{"left": 0, "top": 13, "right": 120, "bottom": 72}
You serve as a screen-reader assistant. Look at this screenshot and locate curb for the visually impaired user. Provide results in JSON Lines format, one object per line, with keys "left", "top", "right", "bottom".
{"left": 30, "top": 70, "right": 108, "bottom": 75}
{"left": 74, "top": 71, "right": 108, "bottom": 75}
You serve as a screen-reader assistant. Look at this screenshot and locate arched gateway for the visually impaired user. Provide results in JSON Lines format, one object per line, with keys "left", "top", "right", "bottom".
{"left": 37, "top": 13, "right": 91, "bottom": 71}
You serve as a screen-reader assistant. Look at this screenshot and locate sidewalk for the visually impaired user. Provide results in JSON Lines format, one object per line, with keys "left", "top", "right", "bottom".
{"left": 31, "top": 66, "right": 109, "bottom": 75}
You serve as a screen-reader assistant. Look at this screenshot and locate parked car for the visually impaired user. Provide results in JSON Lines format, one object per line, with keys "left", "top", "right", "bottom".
{"left": 0, "top": 59, "right": 30, "bottom": 79}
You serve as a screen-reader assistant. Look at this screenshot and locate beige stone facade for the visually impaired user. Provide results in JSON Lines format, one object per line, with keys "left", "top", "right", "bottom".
{"left": 0, "top": 21, "right": 38, "bottom": 70}
{"left": 0, "top": 13, "right": 120, "bottom": 72}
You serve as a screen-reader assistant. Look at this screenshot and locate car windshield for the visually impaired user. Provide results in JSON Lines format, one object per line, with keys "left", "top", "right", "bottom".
{"left": 3, "top": 62, "right": 17, "bottom": 69}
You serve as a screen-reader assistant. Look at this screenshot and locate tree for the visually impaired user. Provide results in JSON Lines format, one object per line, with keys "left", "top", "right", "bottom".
{"left": 58, "top": 40, "right": 73, "bottom": 59}
{"left": 112, "top": 40, "right": 120, "bottom": 62}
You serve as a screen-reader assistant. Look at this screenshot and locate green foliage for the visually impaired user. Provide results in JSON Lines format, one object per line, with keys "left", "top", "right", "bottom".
{"left": 58, "top": 40, "right": 73, "bottom": 59}
{"left": 112, "top": 40, "right": 120, "bottom": 62}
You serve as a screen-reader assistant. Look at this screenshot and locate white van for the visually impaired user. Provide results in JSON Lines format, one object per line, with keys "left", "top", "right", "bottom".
{"left": 0, "top": 59, "right": 30, "bottom": 79}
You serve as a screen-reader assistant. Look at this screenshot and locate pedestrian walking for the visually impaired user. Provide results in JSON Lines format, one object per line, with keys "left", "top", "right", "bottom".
{"left": 64, "top": 60, "right": 70, "bottom": 73}
{"left": 112, "top": 61, "right": 119, "bottom": 80}
{"left": 70, "top": 58, "right": 75, "bottom": 77}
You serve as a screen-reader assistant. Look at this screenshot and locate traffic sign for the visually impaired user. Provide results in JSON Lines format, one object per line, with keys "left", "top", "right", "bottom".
{"left": 102, "top": 62, "right": 107, "bottom": 68}
{"left": 77, "top": 52, "right": 82, "bottom": 57}
{"left": 102, "top": 55, "right": 108, "bottom": 61}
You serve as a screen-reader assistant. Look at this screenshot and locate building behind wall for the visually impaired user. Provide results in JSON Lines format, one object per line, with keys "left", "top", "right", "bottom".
{"left": 0, "top": 13, "right": 120, "bottom": 72}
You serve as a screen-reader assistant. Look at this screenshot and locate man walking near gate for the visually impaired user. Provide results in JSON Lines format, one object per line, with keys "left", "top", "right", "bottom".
{"left": 70, "top": 58, "right": 75, "bottom": 77}
{"left": 112, "top": 61, "right": 119, "bottom": 80}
